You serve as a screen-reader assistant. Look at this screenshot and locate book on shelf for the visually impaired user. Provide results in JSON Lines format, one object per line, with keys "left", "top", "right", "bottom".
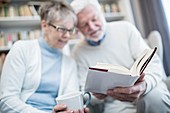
{"left": 29, "top": 5, "right": 39, "bottom": 16}
{"left": 0, "top": 30, "right": 41, "bottom": 50}
{"left": 111, "top": 3, "right": 119, "bottom": 12}
{"left": 0, "top": 4, "right": 39, "bottom": 17}
{"left": 104, "top": 4, "right": 111, "bottom": 13}
{"left": 84, "top": 47, "right": 157, "bottom": 94}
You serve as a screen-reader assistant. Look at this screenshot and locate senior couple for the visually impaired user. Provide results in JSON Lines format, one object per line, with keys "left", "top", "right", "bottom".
{"left": 0, "top": 0, "right": 170, "bottom": 113}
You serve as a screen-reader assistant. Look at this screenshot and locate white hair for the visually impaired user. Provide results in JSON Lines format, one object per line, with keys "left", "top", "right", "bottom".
{"left": 71, "top": 0, "right": 106, "bottom": 27}
{"left": 71, "top": 0, "right": 107, "bottom": 41}
{"left": 71, "top": 0, "right": 101, "bottom": 14}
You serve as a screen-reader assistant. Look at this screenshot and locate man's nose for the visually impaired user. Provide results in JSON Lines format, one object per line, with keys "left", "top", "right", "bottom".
{"left": 88, "top": 21, "right": 96, "bottom": 30}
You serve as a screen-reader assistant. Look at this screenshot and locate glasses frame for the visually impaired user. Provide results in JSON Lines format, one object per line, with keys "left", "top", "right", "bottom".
{"left": 48, "top": 23, "right": 77, "bottom": 35}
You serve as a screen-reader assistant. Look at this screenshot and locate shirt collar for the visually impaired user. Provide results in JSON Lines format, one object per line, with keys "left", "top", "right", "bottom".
{"left": 86, "top": 34, "right": 106, "bottom": 46}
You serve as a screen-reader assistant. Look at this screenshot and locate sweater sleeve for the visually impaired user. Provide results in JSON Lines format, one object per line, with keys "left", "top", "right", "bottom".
{"left": 0, "top": 41, "right": 47, "bottom": 113}
{"left": 58, "top": 55, "right": 79, "bottom": 96}
{"left": 64, "top": 57, "right": 79, "bottom": 94}
{"left": 72, "top": 50, "right": 104, "bottom": 105}
{"left": 127, "top": 22, "right": 166, "bottom": 94}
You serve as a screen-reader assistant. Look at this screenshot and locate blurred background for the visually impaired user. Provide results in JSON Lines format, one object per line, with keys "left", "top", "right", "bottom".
{"left": 0, "top": 0, "right": 170, "bottom": 77}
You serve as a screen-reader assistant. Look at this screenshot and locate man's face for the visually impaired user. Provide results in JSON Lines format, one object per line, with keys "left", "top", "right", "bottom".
{"left": 77, "top": 5, "right": 104, "bottom": 41}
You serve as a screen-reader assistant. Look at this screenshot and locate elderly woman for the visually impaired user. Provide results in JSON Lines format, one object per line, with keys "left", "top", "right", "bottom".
{"left": 0, "top": 0, "right": 88, "bottom": 113}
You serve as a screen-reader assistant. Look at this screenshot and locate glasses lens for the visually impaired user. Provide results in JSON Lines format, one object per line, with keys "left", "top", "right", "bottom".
{"left": 68, "top": 28, "right": 76, "bottom": 35}
{"left": 56, "top": 25, "right": 77, "bottom": 35}
{"left": 56, "top": 27, "right": 67, "bottom": 33}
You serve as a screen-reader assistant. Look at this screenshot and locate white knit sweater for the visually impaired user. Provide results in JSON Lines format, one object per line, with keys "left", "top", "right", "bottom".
{"left": 0, "top": 40, "right": 79, "bottom": 113}
{"left": 72, "top": 21, "right": 166, "bottom": 113}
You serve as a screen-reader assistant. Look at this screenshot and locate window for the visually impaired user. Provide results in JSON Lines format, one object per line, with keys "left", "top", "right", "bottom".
{"left": 162, "top": 0, "right": 170, "bottom": 33}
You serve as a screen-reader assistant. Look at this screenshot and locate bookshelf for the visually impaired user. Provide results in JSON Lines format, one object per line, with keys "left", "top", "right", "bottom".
{"left": 0, "top": 0, "right": 74, "bottom": 51}
{"left": 99, "top": 0, "right": 135, "bottom": 24}
{"left": 0, "top": 0, "right": 42, "bottom": 73}
{"left": 0, "top": 0, "right": 135, "bottom": 73}
{"left": 0, "top": 0, "right": 135, "bottom": 52}
{"left": 104, "top": 13, "right": 124, "bottom": 22}
{"left": 0, "top": 16, "right": 40, "bottom": 28}
{"left": 0, "top": 0, "right": 79, "bottom": 73}
{"left": 0, "top": 0, "right": 41, "bottom": 53}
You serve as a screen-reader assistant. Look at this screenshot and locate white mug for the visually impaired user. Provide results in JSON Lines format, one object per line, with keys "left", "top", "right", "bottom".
{"left": 56, "top": 91, "right": 91, "bottom": 110}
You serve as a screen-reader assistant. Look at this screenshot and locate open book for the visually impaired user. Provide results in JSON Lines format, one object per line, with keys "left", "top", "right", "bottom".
{"left": 85, "top": 47, "right": 157, "bottom": 94}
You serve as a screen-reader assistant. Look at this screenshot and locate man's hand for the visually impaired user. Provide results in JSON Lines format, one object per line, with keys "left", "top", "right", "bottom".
{"left": 107, "top": 73, "right": 146, "bottom": 102}
{"left": 52, "top": 104, "right": 89, "bottom": 113}
{"left": 93, "top": 93, "right": 107, "bottom": 100}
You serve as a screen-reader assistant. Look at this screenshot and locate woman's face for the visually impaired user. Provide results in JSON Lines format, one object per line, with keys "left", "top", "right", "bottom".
{"left": 42, "top": 17, "right": 76, "bottom": 49}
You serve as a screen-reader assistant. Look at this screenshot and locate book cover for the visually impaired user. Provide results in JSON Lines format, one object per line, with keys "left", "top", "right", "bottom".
{"left": 85, "top": 47, "right": 157, "bottom": 94}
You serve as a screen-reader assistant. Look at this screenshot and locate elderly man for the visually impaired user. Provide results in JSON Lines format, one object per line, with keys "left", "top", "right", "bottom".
{"left": 71, "top": 0, "right": 170, "bottom": 113}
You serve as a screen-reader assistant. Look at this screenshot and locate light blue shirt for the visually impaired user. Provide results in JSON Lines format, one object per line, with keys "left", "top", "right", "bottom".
{"left": 26, "top": 37, "right": 62, "bottom": 112}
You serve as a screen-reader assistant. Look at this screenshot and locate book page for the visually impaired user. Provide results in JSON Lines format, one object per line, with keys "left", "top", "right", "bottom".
{"left": 130, "top": 47, "right": 157, "bottom": 75}
{"left": 130, "top": 49, "right": 148, "bottom": 74}
{"left": 137, "top": 47, "right": 157, "bottom": 74}
{"left": 93, "top": 63, "right": 118, "bottom": 69}
{"left": 91, "top": 63, "right": 130, "bottom": 74}
{"left": 108, "top": 66, "right": 131, "bottom": 75}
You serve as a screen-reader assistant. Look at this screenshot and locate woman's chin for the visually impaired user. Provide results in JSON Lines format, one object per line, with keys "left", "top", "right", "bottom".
{"left": 53, "top": 44, "right": 65, "bottom": 49}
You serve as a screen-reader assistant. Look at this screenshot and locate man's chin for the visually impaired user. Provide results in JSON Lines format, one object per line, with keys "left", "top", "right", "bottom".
{"left": 86, "top": 37, "right": 100, "bottom": 42}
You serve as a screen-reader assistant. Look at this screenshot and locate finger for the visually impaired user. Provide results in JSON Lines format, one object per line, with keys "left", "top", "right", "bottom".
{"left": 110, "top": 93, "right": 137, "bottom": 102}
{"left": 137, "top": 73, "right": 145, "bottom": 82}
{"left": 113, "top": 95, "right": 135, "bottom": 102}
{"left": 107, "top": 87, "right": 135, "bottom": 94}
{"left": 79, "top": 108, "right": 89, "bottom": 113}
{"left": 108, "top": 81, "right": 146, "bottom": 95}
{"left": 116, "top": 92, "right": 140, "bottom": 99}
{"left": 109, "top": 88, "right": 145, "bottom": 102}
{"left": 84, "top": 108, "right": 89, "bottom": 113}
{"left": 92, "top": 93, "right": 107, "bottom": 99}
{"left": 79, "top": 109, "right": 84, "bottom": 113}
{"left": 53, "top": 104, "right": 67, "bottom": 112}
{"left": 94, "top": 95, "right": 106, "bottom": 99}
{"left": 92, "top": 93, "right": 106, "bottom": 96}
{"left": 73, "top": 110, "right": 79, "bottom": 113}
{"left": 133, "top": 81, "right": 146, "bottom": 94}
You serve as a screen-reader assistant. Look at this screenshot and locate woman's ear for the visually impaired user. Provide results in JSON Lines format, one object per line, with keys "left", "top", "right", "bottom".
{"left": 41, "top": 20, "right": 48, "bottom": 32}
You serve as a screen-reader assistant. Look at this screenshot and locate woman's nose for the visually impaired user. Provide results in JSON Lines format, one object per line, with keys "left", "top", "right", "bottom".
{"left": 63, "top": 31, "right": 71, "bottom": 39}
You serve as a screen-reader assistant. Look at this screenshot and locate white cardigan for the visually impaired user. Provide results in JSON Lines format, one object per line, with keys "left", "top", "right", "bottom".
{"left": 0, "top": 40, "right": 79, "bottom": 113}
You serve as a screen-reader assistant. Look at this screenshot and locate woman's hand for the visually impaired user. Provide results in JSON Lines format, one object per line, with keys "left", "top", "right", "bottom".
{"left": 52, "top": 104, "right": 67, "bottom": 113}
{"left": 52, "top": 104, "right": 89, "bottom": 113}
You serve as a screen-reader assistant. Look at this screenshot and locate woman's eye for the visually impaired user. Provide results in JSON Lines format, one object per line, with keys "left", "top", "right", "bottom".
{"left": 58, "top": 27, "right": 66, "bottom": 32}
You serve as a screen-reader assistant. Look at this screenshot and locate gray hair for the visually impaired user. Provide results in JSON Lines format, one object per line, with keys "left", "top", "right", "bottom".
{"left": 71, "top": 0, "right": 106, "bottom": 25}
{"left": 71, "top": 0, "right": 101, "bottom": 14}
{"left": 39, "top": 0, "right": 77, "bottom": 25}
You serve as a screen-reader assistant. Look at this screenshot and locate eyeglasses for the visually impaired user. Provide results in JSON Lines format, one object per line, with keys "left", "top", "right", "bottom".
{"left": 48, "top": 23, "right": 77, "bottom": 35}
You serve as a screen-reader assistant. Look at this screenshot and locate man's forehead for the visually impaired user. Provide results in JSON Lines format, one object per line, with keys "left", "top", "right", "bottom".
{"left": 77, "top": 5, "right": 96, "bottom": 20}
